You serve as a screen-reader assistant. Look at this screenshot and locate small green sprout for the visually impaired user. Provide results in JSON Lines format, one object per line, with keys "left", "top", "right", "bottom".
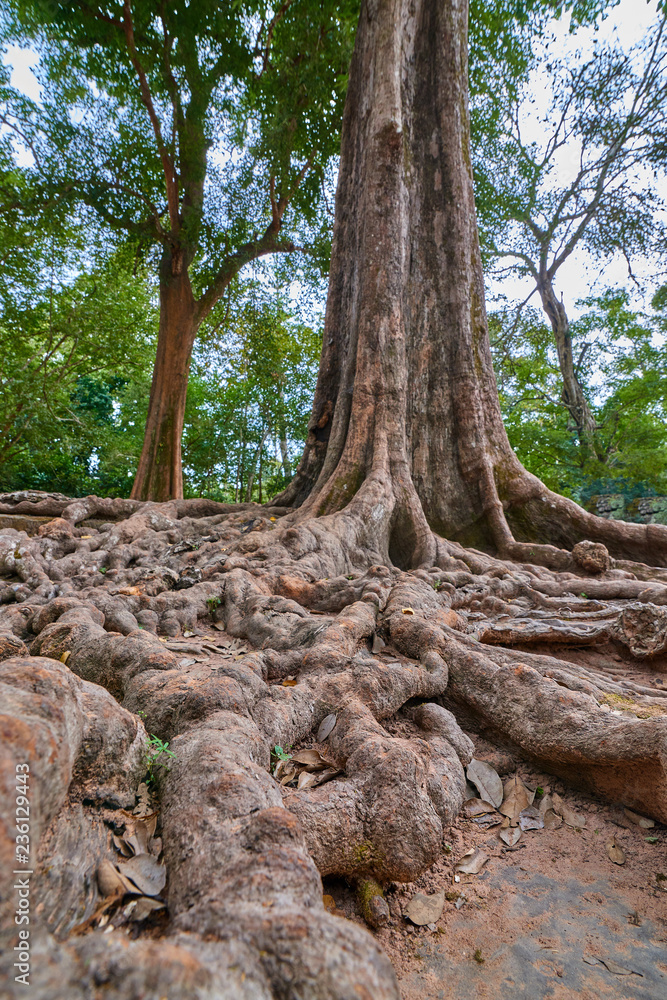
{"left": 207, "top": 596, "right": 221, "bottom": 611}
{"left": 145, "top": 734, "right": 177, "bottom": 785}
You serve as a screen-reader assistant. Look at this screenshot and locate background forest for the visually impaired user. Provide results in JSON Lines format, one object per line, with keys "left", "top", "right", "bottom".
{"left": 1, "top": 0, "right": 666, "bottom": 509}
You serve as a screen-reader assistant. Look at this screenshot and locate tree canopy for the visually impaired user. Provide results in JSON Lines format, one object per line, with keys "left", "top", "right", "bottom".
{"left": 0, "top": 0, "right": 665, "bottom": 507}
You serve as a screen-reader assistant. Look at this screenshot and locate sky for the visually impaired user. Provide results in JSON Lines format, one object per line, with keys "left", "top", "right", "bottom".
{"left": 486, "top": 0, "right": 665, "bottom": 317}
{"left": 2, "top": 0, "right": 665, "bottom": 322}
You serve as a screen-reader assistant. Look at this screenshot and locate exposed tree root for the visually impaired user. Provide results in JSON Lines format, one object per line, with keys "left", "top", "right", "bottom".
{"left": 1, "top": 490, "right": 667, "bottom": 998}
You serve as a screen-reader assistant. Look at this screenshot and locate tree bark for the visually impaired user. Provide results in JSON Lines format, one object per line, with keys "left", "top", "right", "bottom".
{"left": 274, "top": 0, "right": 544, "bottom": 562}
{"left": 276, "top": 0, "right": 667, "bottom": 567}
{"left": 129, "top": 218, "right": 297, "bottom": 501}
{"left": 277, "top": 0, "right": 514, "bottom": 555}
{"left": 130, "top": 252, "right": 197, "bottom": 502}
{"left": 536, "top": 274, "right": 601, "bottom": 464}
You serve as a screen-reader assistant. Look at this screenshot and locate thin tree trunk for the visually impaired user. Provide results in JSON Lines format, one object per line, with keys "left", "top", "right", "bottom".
{"left": 277, "top": 387, "right": 292, "bottom": 479}
{"left": 131, "top": 254, "right": 197, "bottom": 502}
{"left": 537, "top": 275, "right": 600, "bottom": 464}
{"left": 131, "top": 238, "right": 295, "bottom": 502}
{"left": 237, "top": 403, "right": 248, "bottom": 502}
{"left": 245, "top": 425, "right": 271, "bottom": 502}
{"left": 258, "top": 439, "right": 264, "bottom": 503}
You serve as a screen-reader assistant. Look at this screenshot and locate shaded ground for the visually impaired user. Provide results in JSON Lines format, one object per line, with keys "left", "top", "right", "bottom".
{"left": 324, "top": 747, "right": 667, "bottom": 1000}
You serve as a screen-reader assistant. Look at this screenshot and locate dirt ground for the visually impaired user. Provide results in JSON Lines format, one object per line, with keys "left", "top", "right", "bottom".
{"left": 323, "top": 734, "right": 667, "bottom": 1000}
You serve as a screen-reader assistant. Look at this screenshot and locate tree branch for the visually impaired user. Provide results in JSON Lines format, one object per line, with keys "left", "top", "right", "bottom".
{"left": 195, "top": 229, "right": 297, "bottom": 326}
{"left": 121, "top": 0, "right": 180, "bottom": 232}
{"left": 256, "top": 0, "right": 294, "bottom": 77}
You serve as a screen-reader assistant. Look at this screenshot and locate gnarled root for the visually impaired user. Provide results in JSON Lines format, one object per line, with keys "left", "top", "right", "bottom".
{"left": 1, "top": 488, "right": 667, "bottom": 997}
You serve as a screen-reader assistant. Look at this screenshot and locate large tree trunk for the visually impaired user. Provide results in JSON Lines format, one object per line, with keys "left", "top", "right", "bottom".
{"left": 275, "top": 0, "right": 666, "bottom": 568}
{"left": 130, "top": 255, "right": 197, "bottom": 502}
{"left": 277, "top": 0, "right": 516, "bottom": 556}
{"left": 4, "top": 3, "right": 667, "bottom": 999}
{"left": 537, "top": 274, "right": 601, "bottom": 464}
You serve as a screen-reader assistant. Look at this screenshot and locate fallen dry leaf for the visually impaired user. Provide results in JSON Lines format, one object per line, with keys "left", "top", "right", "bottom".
{"left": 462, "top": 798, "right": 497, "bottom": 819}
{"left": 499, "top": 775, "right": 532, "bottom": 825}
{"left": 466, "top": 759, "right": 503, "bottom": 809}
{"left": 317, "top": 713, "right": 337, "bottom": 742}
{"left": 59, "top": 651, "right": 71, "bottom": 664}
{"left": 133, "top": 782, "right": 153, "bottom": 819}
{"left": 405, "top": 891, "right": 445, "bottom": 926}
{"left": 552, "top": 792, "right": 586, "bottom": 829}
{"left": 323, "top": 894, "right": 338, "bottom": 915}
{"left": 297, "top": 770, "right": 321, "bottom": 790}
{"left": 127, "top": 896, "right": 165, "bottom": 922}
{"left": 282, "top": 677, "right": 298, "bottom": 686}
{"left": 275, "top": 760, "right": 297, "bottom": 785}
{"left": 97, "top": 860, "right": 136, "bottom": 897}
{"left": 543, "top": 809, "right": 563, "bottom": 830}
{"left": 117, "top": 855, "right": 166, "bottom": 897}
{"left": 372, "top": 635, "right": 386, "bottom": 653}
{"left": 472, "top": 812, "right": 502, "bottom": 829}
{"left": 499, "top": 827, "right": 521, "bottom": 847}
{"left": 606, "top": 838, "right": 626, "bottom": 865}
{"left": 291, "top": 749, "right": 337, "bottom": 771}
{"left": 519, "top": 806, "right": 544, "bottom": 831}
{"left": 455, "top": 848, "right": 489, "bottom": 875}
{"left": 401, "top": 607, "right": 415, "bottom": 615}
